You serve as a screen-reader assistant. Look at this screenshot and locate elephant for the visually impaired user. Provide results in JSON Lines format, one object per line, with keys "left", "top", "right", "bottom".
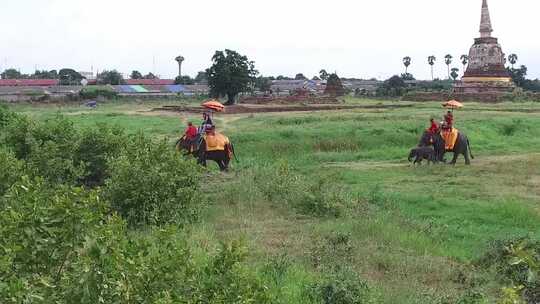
{"left": 175, "top": 136, "right": 235, "bottom": 171}
{"left": 197, "top": 138, "right": 233, "bottom": 171}
{"left": 408, "top": 146, "right": 436, "bottom": 165}
{"left": 419, "top": 131, "right": 474, "bottom": 165}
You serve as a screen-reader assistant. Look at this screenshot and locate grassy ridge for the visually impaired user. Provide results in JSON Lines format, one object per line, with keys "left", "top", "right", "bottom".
{"left": 6, "top": 99, "right": 540, "bottom": 303}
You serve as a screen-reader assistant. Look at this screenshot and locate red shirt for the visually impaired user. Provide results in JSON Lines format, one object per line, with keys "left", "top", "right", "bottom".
{"left": 445, "top": 114, "right": 453, "bottom": 125}
{"left": 429, "top": 121, "right": 438, "bottom": 134}
{"left": 185, "top": 126, "right": 198, "bottom": 139}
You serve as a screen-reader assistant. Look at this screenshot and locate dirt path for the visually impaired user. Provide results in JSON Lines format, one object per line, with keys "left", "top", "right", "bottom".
{"left": 324, "top": 152, "right": 540, "bottom": 170}
{"left": 153, "top": 103, "right": 414, "bottom": 115}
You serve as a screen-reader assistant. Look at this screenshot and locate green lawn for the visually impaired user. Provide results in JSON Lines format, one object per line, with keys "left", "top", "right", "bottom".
{"left": 7, "top": 99, "right": 540, "bottom": 303}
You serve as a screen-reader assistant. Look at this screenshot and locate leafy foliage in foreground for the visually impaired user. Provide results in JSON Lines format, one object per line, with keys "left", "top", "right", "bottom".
{"left": 479, "top": 237, "right": 540, "bottom": 304}
{"left": 104, "top": 133, "right": 202, "bottom": 228}
{"left": 0, "top": 178, "right": 271, "bottom": 303}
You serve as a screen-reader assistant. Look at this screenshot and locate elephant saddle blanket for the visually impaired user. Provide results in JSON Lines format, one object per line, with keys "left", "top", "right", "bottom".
{"left": 441, "top": 128, "right": 458, "bottom": 150}
{"left": 204, "top": 133, "right": 230, "bottom": 152}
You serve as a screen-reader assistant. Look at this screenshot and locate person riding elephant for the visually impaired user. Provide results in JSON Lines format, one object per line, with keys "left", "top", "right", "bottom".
{"left": 419, "top": 129, "right": 474, "bottom": 165}
{"left": 198, "top": 125, "right": 233, "bottom": 171}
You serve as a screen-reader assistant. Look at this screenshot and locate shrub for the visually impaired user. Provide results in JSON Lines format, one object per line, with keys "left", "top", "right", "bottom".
{"left": 63, "top": 231, "right": 271, "bottom": 303}
{"left": 104, "top": 133, "right": 202, "bottom": 227}
{"left": 74, "top": 124, "right": 127, "bottom": 187}
{"left": 79, "top": 87, "right": 118, "bottom": 100}
{"left": 0, "top": 104, "right": 18, "bottom": 129}
{"left": 198, "top": 240, "right": 272, "bottom": 303}
{"left": 306, "top": 267, "right": 376, "bottom": 304}
{"left": 253, "top": 162, "right": 349, "bottom": 218}
{"left": 0, "top": 178, "right": 108, "bottom": 303}
{"left": 297, "top": 178, "right": 350, "bottom": 218}
{"left": 479, "top": 237, "right": 540, "bottom": 304}
{"left": 25, "top": 116, "right": 83, "bottom": 184}
{"left": 0, "top": 148, "right": 23, "bottom": 195}
{"left": 2, "top": 114, "right": 84, "bottom": 184}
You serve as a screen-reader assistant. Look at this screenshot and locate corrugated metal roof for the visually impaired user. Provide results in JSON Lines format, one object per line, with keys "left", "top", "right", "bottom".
{"left": 125, "top": 79, "right": 175, "bottom": 85}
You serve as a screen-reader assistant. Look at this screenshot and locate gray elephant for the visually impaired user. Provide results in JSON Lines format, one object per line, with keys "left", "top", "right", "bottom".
{"left": 419, "top": 131, "right": 474, "bottom": 165}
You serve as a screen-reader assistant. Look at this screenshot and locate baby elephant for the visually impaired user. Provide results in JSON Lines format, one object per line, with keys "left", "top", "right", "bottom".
{"left": 408, "top": 146, "right": 436, "bottom": 165}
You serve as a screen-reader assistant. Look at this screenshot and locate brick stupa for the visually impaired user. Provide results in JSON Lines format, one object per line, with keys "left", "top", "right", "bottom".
{"left": 453, "top": 0, "right": 515, "bottom": 102}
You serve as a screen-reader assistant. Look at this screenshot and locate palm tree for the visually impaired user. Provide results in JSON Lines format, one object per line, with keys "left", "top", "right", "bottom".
{"left": 428, "top": 56, "right": 436, "bottom": 80}
{"left": 460, "top": 55, "right": 469, "bottom": 73}
{"left": 403, "top": 56, "right": 411, "bottom": 74}
{"left": 508, "top": 54, "right": 518, "bottom": 69}
{"left": 444, "top": 54, "right": 453, "bottom": 79}
{"left": 450, "top": 68, "right": 460, "bottom": 81}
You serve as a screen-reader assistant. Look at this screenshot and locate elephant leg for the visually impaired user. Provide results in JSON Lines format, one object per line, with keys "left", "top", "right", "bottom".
{"left": 464, "top": 151, "right": 471, "bottom": 165}
{"left": 450, "top": 152, "right": 458, "bottom": 165}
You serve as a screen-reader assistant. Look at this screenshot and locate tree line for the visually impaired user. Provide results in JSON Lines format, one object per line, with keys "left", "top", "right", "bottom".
{"left": 400, "top": 53, "right": 525, "bottom": 81}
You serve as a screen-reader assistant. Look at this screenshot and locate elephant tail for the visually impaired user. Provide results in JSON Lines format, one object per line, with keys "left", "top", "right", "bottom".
{"left": 230, "top": 143, "right": 239, "bottom": 163}
{"left": 467, "top": 139, "right": 474, "bottom": 159}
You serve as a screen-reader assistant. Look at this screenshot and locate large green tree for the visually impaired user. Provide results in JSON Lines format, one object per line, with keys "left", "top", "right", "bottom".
{"left": 59, "top": 68, "right": 84, "bottom": 85}
{"left": 97, "top": 70, "right": 125, "bottom": 85}
{"left": 143, "top": 73, "right": 157, "bottom": 79}
{"left": 130, "top": 70, "right": 143, "bottom": 79}
{"left": 32, "top": 70, "right": 58, "bottom": 79}
{"left": 255, "top": 76, "right": 273, "bottom": 92}
{"left": 174, "top": 75, "right": 195, "bottom": 85}
{"left": 507, "top": 65, "right": 527, "bottom": 87}
{"left": 206, "top": 49, "right": 257, "bottom": 105}
{"left": 1, "top": 69, "right": 24, "bottom": 79}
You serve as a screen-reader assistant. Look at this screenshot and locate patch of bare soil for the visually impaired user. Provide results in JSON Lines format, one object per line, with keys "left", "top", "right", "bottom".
{"left": 153, "top": 103, "right": 413, "bottom": 115}
{"left": 325, "top": 153, "right": 540, "bottom": 171}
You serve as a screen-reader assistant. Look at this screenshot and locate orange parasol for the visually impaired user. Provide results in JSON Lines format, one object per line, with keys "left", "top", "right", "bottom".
{"left": 442, "top": 100, "right": 464, "bottom": 109}
{"left": 201, "top": 100, "right": 225, "bottom": 112}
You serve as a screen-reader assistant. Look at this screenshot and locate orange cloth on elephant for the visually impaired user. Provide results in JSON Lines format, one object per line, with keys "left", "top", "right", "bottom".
{"left": 441, "top": 128, "right": 459, "bottom": 150}
{"left": 204, "top": 132, "right": 230, "bottom": 152}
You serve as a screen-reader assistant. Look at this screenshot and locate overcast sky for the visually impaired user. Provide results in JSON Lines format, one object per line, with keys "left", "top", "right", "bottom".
{"left": 1, "top": 0, "right": 538, "bottom": 80}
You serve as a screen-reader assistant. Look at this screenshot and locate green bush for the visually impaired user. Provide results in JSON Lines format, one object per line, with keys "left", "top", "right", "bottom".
{"left": 306, "top": 267, "right": 376, "bottom": 304}
{"left": 1, "top": 114, "right": 85, "bottom": 184}
{"left": 0, "top": 178, "right": 108, "bottom": 303}
{"left": 74, "top": 124, "right": 127, "bottom": 187}
{"left": 0, "top": 148, "right": 23, "bottom": 195}
{"left": 79, "top": 87, "right": 118, "bottom": 100}
{"left": 104, "top": 133, "right": 202, "bottom": 227}
{"left": 479, "top": 237, "right": 540, "bottom": 304}
{"left": 0, "top": 184, "right": 269, "bottom": 303}
{"left": 296, "top": 178, "right": 350, "bottom": 218}
{"left": 253, "top": 162, "right": 349, "bottom": 218}
{"left": 0, "top": 105, "right": 18, "bottom": 129}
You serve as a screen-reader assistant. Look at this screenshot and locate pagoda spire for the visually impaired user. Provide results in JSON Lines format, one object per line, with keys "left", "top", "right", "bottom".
{"left": 480, "top": 0, "right": 493, "bottom": 37}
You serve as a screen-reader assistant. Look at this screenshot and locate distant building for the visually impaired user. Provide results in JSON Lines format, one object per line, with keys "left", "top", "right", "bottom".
{"left": 79, "top": 71, "right": 96, "bottom": 80}
{"left": 341, "top": 80, "right": 382, "bottom": 94}
{"left": 270, "top": 80, "right": 325, "bottom": 95}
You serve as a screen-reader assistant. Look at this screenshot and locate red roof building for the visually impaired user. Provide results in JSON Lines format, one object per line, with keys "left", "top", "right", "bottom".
{"left": 0, "top": 79, "right": 59, "bottom": 86}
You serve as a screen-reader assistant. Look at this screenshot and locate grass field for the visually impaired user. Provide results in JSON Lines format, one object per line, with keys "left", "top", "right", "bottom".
{"left": 6, "top": 98, "right": 540, "bottom": 303}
